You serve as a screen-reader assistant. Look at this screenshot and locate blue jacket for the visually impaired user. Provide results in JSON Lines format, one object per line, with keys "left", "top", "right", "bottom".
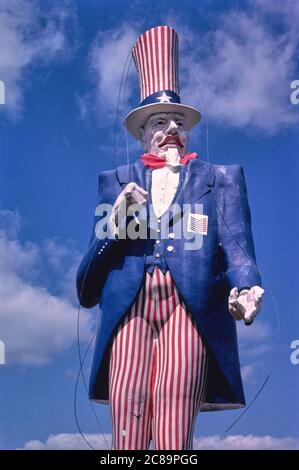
{"left": 76, "top": 157, "right": 262, "bottom": 411}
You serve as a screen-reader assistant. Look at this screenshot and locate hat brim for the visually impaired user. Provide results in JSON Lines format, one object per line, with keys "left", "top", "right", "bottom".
{"left": 124, "top": 102, "right": 201, "bottom": 140}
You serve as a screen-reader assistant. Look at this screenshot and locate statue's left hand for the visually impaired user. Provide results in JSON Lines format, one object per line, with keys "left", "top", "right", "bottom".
{"left": 228, "top": 286, "right": 264, "bottom": 325}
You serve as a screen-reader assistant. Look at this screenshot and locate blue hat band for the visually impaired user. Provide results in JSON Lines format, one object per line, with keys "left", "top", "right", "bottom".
{"left": 140, "top": 90, "right": 181, "bottom": 107}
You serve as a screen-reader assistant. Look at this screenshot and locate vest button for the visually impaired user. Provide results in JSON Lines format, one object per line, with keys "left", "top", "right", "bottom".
{"left": 155, "top": 253, "right": 160, "bottom": 258}
{"left": 168, "top": 232, "right": 175, "bottom": 239}
{"left": 167, "top": 245, "right": 174, "bottom": 253}
{"left": 155, "top": 240, "right": 160, "bottom": 244}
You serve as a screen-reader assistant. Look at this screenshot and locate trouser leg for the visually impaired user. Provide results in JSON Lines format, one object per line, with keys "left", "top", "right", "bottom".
{"left": 152, "top": 301, "right": 208, "bottom": 450}
{"left": 108, "top": 284, "right": 155, "bottom": 450}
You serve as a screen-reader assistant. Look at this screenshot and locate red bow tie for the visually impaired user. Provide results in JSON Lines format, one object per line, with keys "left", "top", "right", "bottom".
{"left": 140, "top": 152, "right": 198, "bottom": 169}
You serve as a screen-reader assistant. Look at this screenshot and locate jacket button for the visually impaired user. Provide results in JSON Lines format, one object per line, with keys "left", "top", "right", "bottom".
{"left": 155, "top": 240, "right": 160, "bottom": 244}
{"left": 155, "top": 253, "right": 160, "bottom": 258}
{"left": 167, "top": 245, "right": 174, "bottom": 253}
{"left": 168, "top": 232, "right": 175, "bottom": 239}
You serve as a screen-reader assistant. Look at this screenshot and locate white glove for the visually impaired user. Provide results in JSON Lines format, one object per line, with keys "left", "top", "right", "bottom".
{"left": 108, "top": 182, "right": 148, "bottom": 237}
{"left": 228, "top": 286, "right": 264, "bottom": 325}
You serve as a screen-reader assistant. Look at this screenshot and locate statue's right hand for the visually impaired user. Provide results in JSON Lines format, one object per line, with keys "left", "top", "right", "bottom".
{"left": 123, "top": 182, "right": 148, "bottom": 208}
{"left": 111, "top": 182, "right": 148, "bottom": 226}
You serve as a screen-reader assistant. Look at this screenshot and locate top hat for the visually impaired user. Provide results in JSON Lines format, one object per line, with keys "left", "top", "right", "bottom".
{"left": 124, "top": 25, "right": 201, "bottom": 140}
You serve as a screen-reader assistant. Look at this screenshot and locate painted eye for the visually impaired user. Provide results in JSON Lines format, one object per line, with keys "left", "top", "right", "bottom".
{"left": 157, "top": 120, "right": 165, "bottom": 125}
{"left": 177, "top": 121, "right": 184, "bottom": 127}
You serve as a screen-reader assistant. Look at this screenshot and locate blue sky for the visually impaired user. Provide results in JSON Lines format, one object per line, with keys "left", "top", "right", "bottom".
{"left": 0, "top": 0, "right": 299, "bottom": 450}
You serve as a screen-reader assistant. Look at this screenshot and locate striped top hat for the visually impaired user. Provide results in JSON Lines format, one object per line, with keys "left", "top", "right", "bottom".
{"left": 124, "top": 25, "right": 201, "bottom": 140}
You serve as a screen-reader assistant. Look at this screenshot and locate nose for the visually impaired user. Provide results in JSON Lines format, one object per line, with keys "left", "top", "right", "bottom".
{"left": 165, "top": 120, "right": 178, "bottom": 135}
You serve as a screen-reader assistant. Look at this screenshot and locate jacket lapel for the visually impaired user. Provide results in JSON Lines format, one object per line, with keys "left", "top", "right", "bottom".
{"left": 181, "top": 158, "right": 215, "bottom": 205}
{"left": 116, "top": 159, "right": 148, "bottom": 190}
{"left": 133, "top": 159, "right": 148, "bottom": 190}
{"left": 168, "top": 159, "right": 215, "bottom": 227}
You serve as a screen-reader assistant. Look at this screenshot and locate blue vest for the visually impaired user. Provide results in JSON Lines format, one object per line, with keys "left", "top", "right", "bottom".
{"left": 144, "top": 166, "right": 185, "bottom": 274}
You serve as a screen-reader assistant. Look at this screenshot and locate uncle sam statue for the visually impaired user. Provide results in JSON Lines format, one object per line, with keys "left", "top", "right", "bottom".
{"left": 76, "top": 26, "right": 264, "bottom": 450}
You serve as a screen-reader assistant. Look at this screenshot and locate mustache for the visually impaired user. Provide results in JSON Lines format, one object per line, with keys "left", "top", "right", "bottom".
{"left": 158, "top": 135, "right": 184, "bottom": 148}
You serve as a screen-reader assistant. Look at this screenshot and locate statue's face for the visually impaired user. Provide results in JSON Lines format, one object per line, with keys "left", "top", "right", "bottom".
{"left": 140, "top": 112, "right": 188, "bottom": 157}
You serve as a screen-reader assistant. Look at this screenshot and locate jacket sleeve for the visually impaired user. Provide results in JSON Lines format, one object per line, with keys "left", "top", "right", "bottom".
{"left": 76, "top": 172, "right": 121, "bottom": 309}
{"left": 215, "top": 165, "right": 262, "bottom": 291}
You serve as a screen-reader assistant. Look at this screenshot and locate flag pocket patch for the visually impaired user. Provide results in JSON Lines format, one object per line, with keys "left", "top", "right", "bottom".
{"left": 187, "top": 213, "right": 208, "bottom": 235}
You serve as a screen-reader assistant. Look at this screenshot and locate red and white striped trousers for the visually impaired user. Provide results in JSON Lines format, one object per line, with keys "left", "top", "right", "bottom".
{"left": 109, "top": 267, "right": 208, "bottom": 450}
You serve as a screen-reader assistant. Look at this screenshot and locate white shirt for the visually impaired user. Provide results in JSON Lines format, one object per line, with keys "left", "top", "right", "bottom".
{"left": 151, "top": 165, "right": 180, "bottom": 218}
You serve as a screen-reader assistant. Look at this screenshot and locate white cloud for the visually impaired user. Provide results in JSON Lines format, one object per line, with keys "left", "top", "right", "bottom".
{"left": 0, "top": 0, "right": 78, "bottom": 120}
{"left": 21, "top": 432, "right": 299, "bottom": 450}
{"left": 22, "top": 433, "right": 112, "bottom": 450}
{"left": 193, "top": 434, "right": 299, "bottom": 450}
{"left": 0, "top": 209, "right": 93, "bottom": 366}
{"left": 252, "top": 0, "right": 299, "bottom": 28}
{"left": 236, "top": 320, "right": 273, "bottom": 384}
{"left": 237, "top": 320, "right": 273, "bottom": 358}
{"left": 41, "top": 237, "right": 82, "bottom": 302}
{"left": 179, "top": 7, "right": 299, "bottom": 133}
{"left": 237, "top": 319, "right": 272, "bottom": 343}
{"left": 234, "top": 317, "right": 275, "bottom": 388}
{"left": 86, "top": 3, "right": 298, "bottom": 134}
{"left": 241, "top": 343, "right": 273, "bottom": 358}
{"left": 0, "top": 208, "right": 22, "bottom": 238}
{"left": 77, "top": 25, "right": 138, "bottom": 125}
{"left": 241, "top": 364, "right": 257, "bottom": 384}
